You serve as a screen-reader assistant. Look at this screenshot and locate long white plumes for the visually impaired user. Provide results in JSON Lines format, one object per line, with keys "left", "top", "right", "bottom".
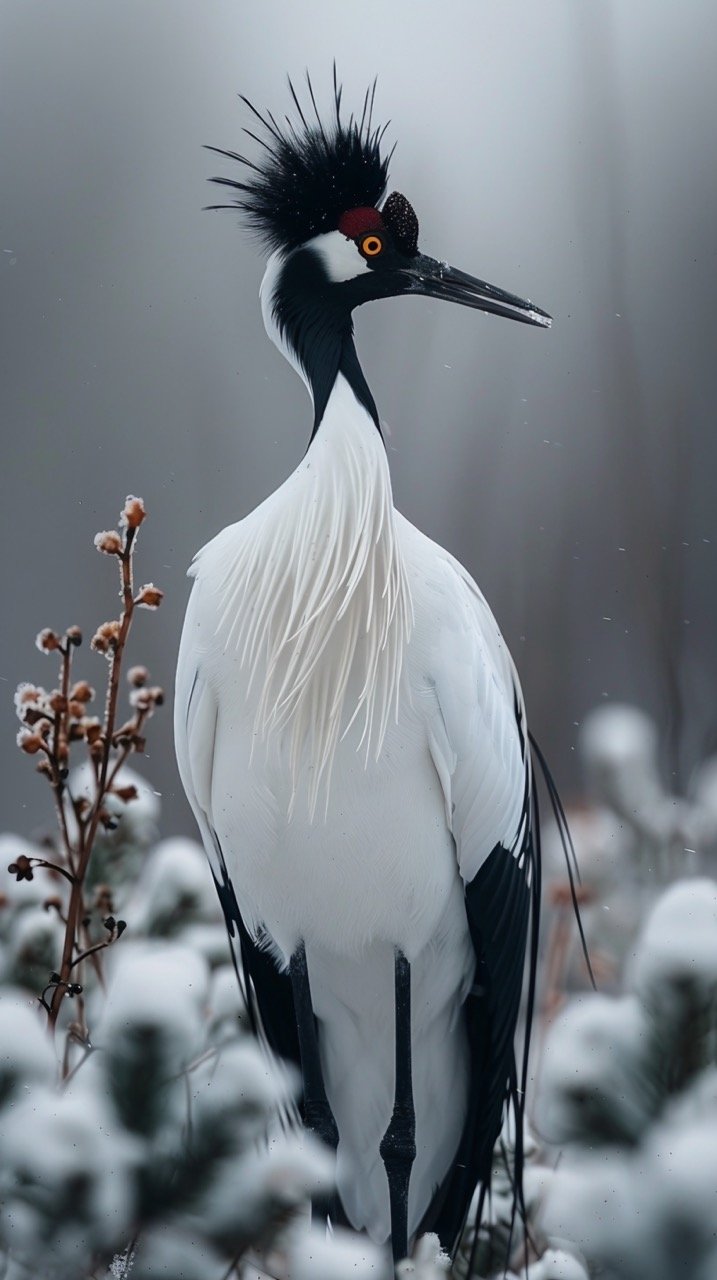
{"left": 205, "top": 376, "right": 413, "bottom": 819}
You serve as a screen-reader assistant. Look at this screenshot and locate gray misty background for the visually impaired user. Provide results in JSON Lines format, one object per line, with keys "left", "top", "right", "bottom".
{"left": 2, "top": 1, "right": 716, "bottom": 841}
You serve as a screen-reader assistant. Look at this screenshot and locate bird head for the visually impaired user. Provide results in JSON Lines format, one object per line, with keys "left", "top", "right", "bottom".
{"left": 207, "top": 74, "right": 550, "bottom": 421}
{"left": 280, "top": 194, "right": 551, "bottom": 328}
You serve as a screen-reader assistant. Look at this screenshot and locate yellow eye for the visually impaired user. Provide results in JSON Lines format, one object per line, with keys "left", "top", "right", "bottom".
{"left": 360, "top": 234, "right": 383, "bottom": 258}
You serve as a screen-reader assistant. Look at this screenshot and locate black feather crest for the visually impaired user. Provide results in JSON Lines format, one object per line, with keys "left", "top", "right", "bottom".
{"left": 206, "top": 69, "right": 393, "bottom": 254}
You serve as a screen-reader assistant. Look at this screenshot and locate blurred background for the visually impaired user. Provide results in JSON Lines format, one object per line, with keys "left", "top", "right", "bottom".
{"left": 2, "top": 0, "right": 716, "bottom": 839}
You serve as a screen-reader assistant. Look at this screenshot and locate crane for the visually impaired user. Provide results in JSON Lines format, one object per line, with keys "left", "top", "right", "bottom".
{"left": 175, "top": 74, "right": 553, "bottom": 1266}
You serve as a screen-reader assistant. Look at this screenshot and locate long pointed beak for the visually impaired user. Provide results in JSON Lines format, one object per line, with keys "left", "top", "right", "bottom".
{"left": 402, "top": 254, "right": 552, "bottom": 329}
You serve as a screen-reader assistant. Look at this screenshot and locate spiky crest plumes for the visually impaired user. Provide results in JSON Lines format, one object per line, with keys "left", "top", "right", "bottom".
{"left": 206, "top": 70, "right": 392, "bottom": 254}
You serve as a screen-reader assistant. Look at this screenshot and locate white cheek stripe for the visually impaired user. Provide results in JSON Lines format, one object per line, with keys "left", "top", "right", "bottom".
{"left": 260, "top": 249, "right": 311, "bottom": 392}
{"left": 310, "top": 230, "right": 370, "bottom": 282}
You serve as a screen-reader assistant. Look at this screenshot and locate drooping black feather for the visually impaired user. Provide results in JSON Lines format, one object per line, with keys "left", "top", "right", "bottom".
{"left": 206, "top": 69, "right": 392, "bottom": 253}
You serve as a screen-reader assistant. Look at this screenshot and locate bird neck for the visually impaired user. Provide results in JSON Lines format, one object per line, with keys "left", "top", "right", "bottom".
{"left": 260, "top": 250, "right": 380, "bottom": 439}
{"left": 326, "top": 335, "right": 379, "bottom": 441}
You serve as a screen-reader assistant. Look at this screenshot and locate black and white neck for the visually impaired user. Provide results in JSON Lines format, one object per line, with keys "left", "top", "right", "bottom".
{"left": 206, "top": 240, "right": 412, "bottom": 818}
{"left": 260, "top": 235, "right": 385, "bottom": 439}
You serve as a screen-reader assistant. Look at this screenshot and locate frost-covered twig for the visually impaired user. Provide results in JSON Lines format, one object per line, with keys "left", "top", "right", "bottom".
{"left": 11, "top": 497, "right": 163, "bottom": 1054}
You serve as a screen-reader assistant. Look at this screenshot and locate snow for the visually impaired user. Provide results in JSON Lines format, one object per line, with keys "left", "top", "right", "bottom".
{"left": 129, "top": 1226, "right": 225, "bottom": 1279}
{"left": 189, "top": 1039, "right": 287, "bottom": 1144}
{"left": 289, "top": 1224, "right": 388, "bottom": 1280}
{"left": 542, "top": 1108, "right": 717, "bottom": 1280}
{"left": 581, "top": 703, "right": 659, "bottom": 787}
{"left": 647, "top": 1116, "right": 717, "bottom": 1249}
{"left": 536, "top": 993, "right": 653, "bottom": 1145}
{"left": 627, "top": 877, "right": 717, "bottom": 1007}
{"left": 173, "top": 921, "right": 229, "bottom": 967}
{"left": 0, "top": 1084, "right": 136, "bottom": 1269}
{"left": 96, "top": 941, "right": 209, "bottom": 1065}
{"left": 525, "top": 1248, "right": 589, "bottom": 1280}
{"left": 206, "top": 961, "right": 248, "bottom": 1041}
{"left": 541, "top": 1151, "right": 640, "bottom": 1269}
{"left": 4, "top": 906, "right": 63, "bottom": 990}
{"left": 397, "top": 1233, "right": 451, "bottom": 1276}
{"left": 193, "top": 1133, "right": 334, "bottom": 1247}
{"left": 246, "top": 1132, "right": 335, "bottom": 1208}
{"left": 0, "top": 988, "right": 55, "bottom": 1099}
{"left": 579, "top": 704, "right": 672, "bottom": 842}
{"left": 126, "top": 837, "right": 218, "bottom": 935}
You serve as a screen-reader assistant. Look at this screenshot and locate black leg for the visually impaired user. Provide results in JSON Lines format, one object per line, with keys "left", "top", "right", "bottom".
{"left": 380, "top": 950, "right": 416, "bottom": 1264}
{"left": 289, "top": 942, "right": 339, "bottom": 1223}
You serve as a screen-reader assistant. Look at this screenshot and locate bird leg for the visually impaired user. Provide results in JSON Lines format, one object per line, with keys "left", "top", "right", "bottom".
{"left": 380, "top": 949, "right": 416, "bottom": 1264}
{"left": 289, "top": 941, "right": 339, "bottom": 1222}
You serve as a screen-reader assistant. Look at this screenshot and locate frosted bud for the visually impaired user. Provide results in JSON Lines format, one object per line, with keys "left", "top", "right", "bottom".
{"left": 16, "top": 730, "right": 44, "bottom": 755}
{"left": 94, "top": 530, "right": 123, "bottom": 555}
{"left": 91, "top": 620, "right": 121, "bottom": 654}
{"left": 14, "top": 683, "right": 43, "bottom": 721}
{"left": 35, "top": 628, "right": 60, "bottom": 653}
{"left": 136, "top": 584, "right": 163, "bottom": 609}
{"left": 121, "top": 495, "right": 146, "bottom": 529}
{"left": 70, "top": 680, "right": 94, "bottom": 703}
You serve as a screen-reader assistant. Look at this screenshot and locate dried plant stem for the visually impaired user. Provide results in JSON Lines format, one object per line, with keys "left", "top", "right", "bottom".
{"left": 13, "top": 496, "right": 163, "bottom": 1070}
{"left": 48, "top": 533, "right": 137, "bottom": 1034}
{"left": 53, "top": 647, "right": 78, "bottom": 872}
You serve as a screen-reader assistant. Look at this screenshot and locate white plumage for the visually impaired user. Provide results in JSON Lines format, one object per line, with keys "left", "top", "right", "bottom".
{"left": 175, "top": 366, "right": 527, "bottom": 1243}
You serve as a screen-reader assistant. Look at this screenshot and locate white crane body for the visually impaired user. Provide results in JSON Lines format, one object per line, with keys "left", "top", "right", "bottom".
{"left": 176, "top": 370, "right": 527, "bottom": 1240}
{"left": 176, "top": 77, "right": 548, "bottom": 1262}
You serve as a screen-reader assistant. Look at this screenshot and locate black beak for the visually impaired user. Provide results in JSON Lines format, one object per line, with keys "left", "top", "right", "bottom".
{"left": 402, "top": 253, "right": 551, "bottom": 329}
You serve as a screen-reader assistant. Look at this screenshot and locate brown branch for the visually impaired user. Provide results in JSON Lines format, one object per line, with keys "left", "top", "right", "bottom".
{"left": 105, "top": 712, "right": 147, "bottom": 790}
{"left": 34, "top": 858, "right": 76, "bottom": 887}
{"left": 51, "top": 644, "right": 78, "bottom": 874}
{"left": 49, "top": 529, "right": 137, "bottom": 1034}
{"left": 16, "top": 498, "right": 161, "bottom": 1069}
{"left": 68, "top": 937, "right": 114, "bottom": 973}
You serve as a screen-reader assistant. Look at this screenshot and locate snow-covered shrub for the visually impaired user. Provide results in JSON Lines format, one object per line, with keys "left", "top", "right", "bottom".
{"left": 0, "top": 1079, "right": 137, "bottom": 1274}
{"left": 0, "top": 943, "right": 347, "bottom": 1280}
{"left": 537, "top": 994, "right": 657, "bottom": 1146}
{"left": 452, "top": 1122, "right": 588, "bottom": 1280}
{"left": 288, "top": 1225, "right": 387, "bottom": 1279}
{"left": 0, "top": 988, "right": 56, "bottom": 1102}
{"left": 537, "top": 878, "right": 717, "bottom": 1280}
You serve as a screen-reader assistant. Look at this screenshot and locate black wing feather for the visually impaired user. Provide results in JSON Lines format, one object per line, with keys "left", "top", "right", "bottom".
{"left": 423, "top": 821, "right": 534, "bottom": 1255}
{"left": 424, "top": 724, "right": 589, "bottom": 1262}
{"left": 210, "top": 832, "right": 301, "bottom": 1071}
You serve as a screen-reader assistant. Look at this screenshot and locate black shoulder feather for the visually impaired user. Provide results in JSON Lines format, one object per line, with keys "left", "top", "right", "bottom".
{"left": 206, "top": 68, "right": 393, "bottom": 253}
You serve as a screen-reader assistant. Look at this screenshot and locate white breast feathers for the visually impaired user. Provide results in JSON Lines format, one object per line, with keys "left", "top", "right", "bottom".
{"left": 191, "top": 375, "right": 413, "bottom": 819}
